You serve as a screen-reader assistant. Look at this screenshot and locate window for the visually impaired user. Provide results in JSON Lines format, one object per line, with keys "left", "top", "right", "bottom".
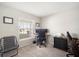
{"left": 18, "top": 21, "right": 32, "bottom": 39}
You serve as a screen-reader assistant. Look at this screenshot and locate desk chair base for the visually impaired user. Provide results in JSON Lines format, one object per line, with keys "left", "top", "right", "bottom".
{"left": 66, "top": 53, "right": 79, "bottom": 57}
{"left": 0, "top": 49, "right": 18, "bottom": 57}
{"left": 66, "top": 54, "right": 75, "bottom": 57}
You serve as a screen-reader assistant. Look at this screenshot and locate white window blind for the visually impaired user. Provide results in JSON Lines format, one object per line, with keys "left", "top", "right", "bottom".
{"left": 18, "top": 21, "right": 32, "bottom": 39}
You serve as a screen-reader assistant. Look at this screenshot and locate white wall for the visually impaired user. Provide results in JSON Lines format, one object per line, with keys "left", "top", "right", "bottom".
{"left": 41, "top": 8, "right": 79, "bottom": 38}
{"left": 0, "top": 5, "right": 40, "bottom": 47}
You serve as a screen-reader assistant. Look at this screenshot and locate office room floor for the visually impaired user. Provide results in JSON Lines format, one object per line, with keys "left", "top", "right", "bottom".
{"left": 16, "top": 43, "right": 68, "bottom": 57}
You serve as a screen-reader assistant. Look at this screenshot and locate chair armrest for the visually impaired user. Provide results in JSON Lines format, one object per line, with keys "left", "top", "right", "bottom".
{"left": 0, "top": 45, "right": 1, "bottom": 51}
{"left": 0, "top": 39, "right": 3, "bottom": 52}
{"left": 0, "top": 39, "right": 2, "bottom": 51}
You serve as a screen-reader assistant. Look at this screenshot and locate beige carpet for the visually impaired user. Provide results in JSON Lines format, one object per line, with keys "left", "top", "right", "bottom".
{"left": 16, "top": 44, "right": 68, "bottom": 57}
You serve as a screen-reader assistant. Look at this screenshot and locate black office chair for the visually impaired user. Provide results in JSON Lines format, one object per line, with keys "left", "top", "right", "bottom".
{"left": 66, "top": 32, "right": 79, "bottom": 57}
{"left": 0, "top": 36, "right": 19, "bottom": 57}
{"left": 36, "top": 29, "right": 48, "bottom": 47}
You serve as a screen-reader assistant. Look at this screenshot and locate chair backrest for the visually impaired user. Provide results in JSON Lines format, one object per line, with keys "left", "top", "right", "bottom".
{"left": 2, "top": 36, "right": 19, "bottom": 52}
{"left": 36, "top": 29, "right": 48, "bottom": 38}
{"left": 67, "top": 32, "right": 79, "bottom": 56}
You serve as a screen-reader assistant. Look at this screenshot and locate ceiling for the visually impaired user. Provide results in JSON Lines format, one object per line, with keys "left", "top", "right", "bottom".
{"left": 0, "top": 2, "right": 79, "bottom": 17}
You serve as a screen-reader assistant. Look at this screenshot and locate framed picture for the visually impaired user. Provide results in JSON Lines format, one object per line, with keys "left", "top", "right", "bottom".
{"left": 3, "top": 16, "right": 13, "bottom": 24}
{"left": 36, "top": 23, "right": 40, "bottom": 27}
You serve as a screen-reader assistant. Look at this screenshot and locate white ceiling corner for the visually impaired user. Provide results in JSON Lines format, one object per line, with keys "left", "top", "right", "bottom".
{"left": 0, "top": 2, "right": 79, "bottom": 18}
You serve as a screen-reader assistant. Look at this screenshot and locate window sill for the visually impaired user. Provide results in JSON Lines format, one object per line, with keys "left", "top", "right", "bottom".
{"left": 19, "top": 37, "right": 34, "bottom": 42}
